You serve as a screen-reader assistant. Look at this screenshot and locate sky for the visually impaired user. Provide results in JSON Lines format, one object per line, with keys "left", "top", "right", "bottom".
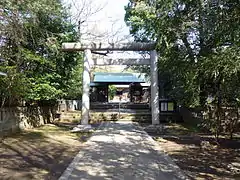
{"left": 63, "top": 0, "right": 143, "bottom": 72}
{"left": 63, "top": 0, "right": 132, "bottom": 43}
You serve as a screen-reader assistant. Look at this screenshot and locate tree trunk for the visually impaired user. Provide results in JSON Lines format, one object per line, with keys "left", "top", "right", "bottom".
{"left": 215, "top": 70, "right": 223, "bottom": 142}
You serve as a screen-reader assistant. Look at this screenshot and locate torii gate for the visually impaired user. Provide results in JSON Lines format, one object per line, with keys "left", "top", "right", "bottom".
{"left": 62, "top": 42, "right": 159, "bottom": 125}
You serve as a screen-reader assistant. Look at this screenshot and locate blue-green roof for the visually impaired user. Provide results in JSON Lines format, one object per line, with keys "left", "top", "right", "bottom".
{"left": 93, "top": 72, "right": 145, "bottom": 83}
{"left": 90, "top": 82, "right": 102, "bottom": 86}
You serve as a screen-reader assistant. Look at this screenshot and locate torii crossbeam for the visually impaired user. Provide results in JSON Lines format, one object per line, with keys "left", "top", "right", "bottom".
{"left": 62, "top": 42, "right": 159, "bottom": 125}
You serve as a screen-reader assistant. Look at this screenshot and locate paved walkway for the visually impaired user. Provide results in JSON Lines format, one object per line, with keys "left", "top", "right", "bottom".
{"left": 59, "top": 122, "right": 188, "bottom": 180}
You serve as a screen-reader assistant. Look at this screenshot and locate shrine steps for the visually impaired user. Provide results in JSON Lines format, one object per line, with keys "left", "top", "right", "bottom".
{"left": 90, "top": 103, "right": 149, "bottom": 110}
{"left": 58, "top": 109, "right": 152, "bottom": 123}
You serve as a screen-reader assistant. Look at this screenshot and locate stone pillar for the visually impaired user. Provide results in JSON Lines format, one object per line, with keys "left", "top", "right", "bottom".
{"left": 150, "top": 50, "right": 160, "bottom": 124}
{"left": 81, "top": 49, "right": 91, "bottom": 125}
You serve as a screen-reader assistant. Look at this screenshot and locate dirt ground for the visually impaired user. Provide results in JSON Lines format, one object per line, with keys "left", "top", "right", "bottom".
{"left": 0, "top": 124, "right": 91, "bottom": 180}
{"left": 143, "top": 123, "right": 240, "bottom": 180}
{"left": 1, "top": 122, "right": 239, "bottom": 180}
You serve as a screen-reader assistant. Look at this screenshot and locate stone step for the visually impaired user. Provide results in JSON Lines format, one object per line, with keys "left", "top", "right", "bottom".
{"left": 59, "top": 108, "right": 152, "bottom": 123}
{"left": 90, "top": 112, "right": 151, "bottom": 116}
{"left": 60, "top": 114, "right": 81, "bottom": 117}
{"left": 91, "top": 109, "right": 150, "bottom": 113}
{"left": 60, "top": 113, "right": 150, "bottom": 118}
{"left": 90, "top": 116, "right": 151, "bottom": 123}
{"left": 90, "top": 111, "right": 151, "bottom": 121}
{"left": 91, "top": 116, "right": 151, "bottom": 119}
{"left": 90, "top": 103, "right": 149, "bottom": 110}
{"left": 59, "top": 111, "right": 81, "bottom": 116}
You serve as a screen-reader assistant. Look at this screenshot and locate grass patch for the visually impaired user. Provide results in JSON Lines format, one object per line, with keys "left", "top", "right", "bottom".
{"left": 0, "top": 124, "right": 92, "bottom": 180}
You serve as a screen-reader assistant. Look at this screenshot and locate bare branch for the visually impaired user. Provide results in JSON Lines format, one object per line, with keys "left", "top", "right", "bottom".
{"left": 69, "top": 0, "right": 107, "bottom": 25}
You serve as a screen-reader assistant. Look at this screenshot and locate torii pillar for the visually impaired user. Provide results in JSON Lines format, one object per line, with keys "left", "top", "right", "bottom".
{"left": 150, "top": 50, "right": 159, "bottom": 125}
{"left": 62, "top": 42, "right": 159, "bottom": 125}
{"left": 81, "top": 49, "right": 92, "bottom": 125}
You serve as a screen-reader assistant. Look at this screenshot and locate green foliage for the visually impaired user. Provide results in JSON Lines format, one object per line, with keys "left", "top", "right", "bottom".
{"left": 108, "top": 85, "right": 117, "bottom": 100}
{"left": 0, "top": 0, "right": 82, "bottom": 106}
{"left": 0, "top": 66, "right": 29, "bottom": 106}
{"left": 64, "top": 54, "right": 83, "bottom": 99}
{"left": 125, "top": 0, "right": 240, "bottom": 105}
{"left": 125, "top": 0, "right": 240, "bottom": 138}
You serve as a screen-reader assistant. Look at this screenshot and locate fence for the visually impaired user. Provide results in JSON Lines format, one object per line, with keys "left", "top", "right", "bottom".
{"left": 0, "top": 106, "right": 56, "bottom": 136}
{"left": 0, "top": 108, "right": 19, "bottom": 136}
{"left": 58, "top": 100, "right": 82, "bottom": 112}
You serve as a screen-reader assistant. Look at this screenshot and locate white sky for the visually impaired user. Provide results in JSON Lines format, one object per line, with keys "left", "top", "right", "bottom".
{"left": 63, "top": 0, "right": 144, "bottom": 72}
{"left": 63, "top": 0, "right": 132, "bottom": 43}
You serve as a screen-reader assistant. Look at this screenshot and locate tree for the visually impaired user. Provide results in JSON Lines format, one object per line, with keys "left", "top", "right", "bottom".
{"left": 125, "top": 0, "right": 240, "bottom": 139}
{"left": 0, "top": 0, "right": 82, "bottom": 107}
{"left": 108, "top": 85, "right": 117, "bottom": 100}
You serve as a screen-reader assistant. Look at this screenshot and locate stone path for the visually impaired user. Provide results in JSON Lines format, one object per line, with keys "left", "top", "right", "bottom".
{"left": 59, "top": 122, "right": 188, "bottom": 180}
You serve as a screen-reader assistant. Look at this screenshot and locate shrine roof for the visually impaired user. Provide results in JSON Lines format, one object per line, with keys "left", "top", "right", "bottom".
{"left": 93, "top": 72, "right": 146, "bottom": 84}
